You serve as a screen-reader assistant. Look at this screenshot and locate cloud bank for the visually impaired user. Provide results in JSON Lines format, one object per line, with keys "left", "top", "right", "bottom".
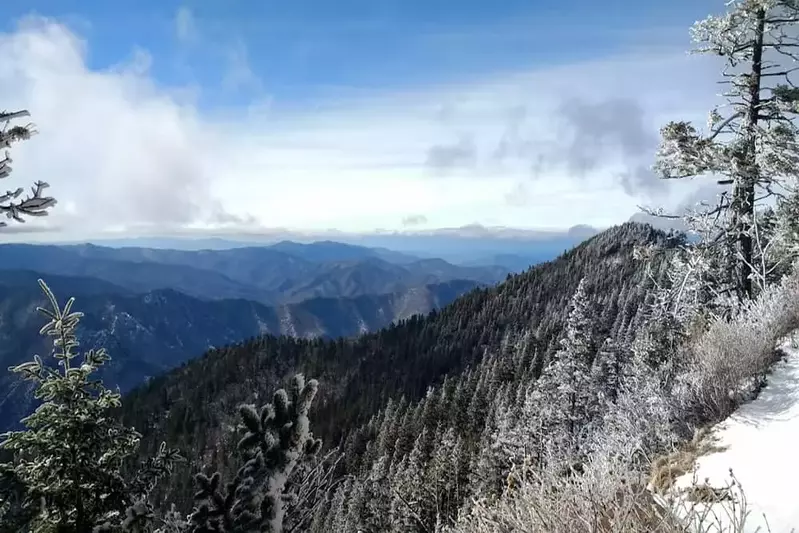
{"left": 0, "top": 16, "right": 723, "bottom": 242}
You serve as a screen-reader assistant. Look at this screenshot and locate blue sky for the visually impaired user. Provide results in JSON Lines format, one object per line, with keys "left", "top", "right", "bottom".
{"left": 1, "top": 0, "right": 727, "bottom": 240}
{"left": 5, "top": 0, "right": 714, "bottom": 106}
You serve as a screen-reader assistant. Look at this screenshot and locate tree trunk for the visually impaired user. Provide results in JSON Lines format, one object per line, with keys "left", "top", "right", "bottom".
{"left": 734, "top": 6, "right": 766, "bottom": 301}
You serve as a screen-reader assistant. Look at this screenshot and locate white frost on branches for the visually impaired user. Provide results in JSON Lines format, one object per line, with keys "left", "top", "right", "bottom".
{"left": 0, "top": 110, "right": 57, "bottom": 227}
{"left": 649, "top": 0, "right": 799, "bottom": 300}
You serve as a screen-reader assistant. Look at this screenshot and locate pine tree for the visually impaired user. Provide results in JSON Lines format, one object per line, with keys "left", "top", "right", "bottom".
{"left": 186, "top": 375, "right": 322, "bottom": 533}
{"left": 318, "top": 477, "right": 349, "bottom": 533}
{"left": 652, "top": 0, "right": 799, "bottom": 300}
{"left": 771, "top": 190, "right": 799, "bottom": 275}
{"left": 0, "top": 110, "right": 57, "bottom": 227}
{"left": 536, "top": 278, "right": 595, "bottom": 457}
{"left": 426, "top": 427, "right": 464, "bottom": 526}
{"left": 390, "top": 428, "right": 432, "bottom": 533}
{"left": 360, "top": 454, "right": 393, "bottom": 532}
{"left": 469, "top": 388, "right": 515, "bottom": 499}
{"left": 0, "top": 279, "right": 182, "bottom": 533}
{"left": 589, "top": 337, "right": 623, "bottom": 415}
{"left": 341, "top": 480, "right": 366, "bottom": 533}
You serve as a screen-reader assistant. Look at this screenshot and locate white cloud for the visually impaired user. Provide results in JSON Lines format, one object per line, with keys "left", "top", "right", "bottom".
{"left": 0, "top": 17, "right": 725, "bottom": 241}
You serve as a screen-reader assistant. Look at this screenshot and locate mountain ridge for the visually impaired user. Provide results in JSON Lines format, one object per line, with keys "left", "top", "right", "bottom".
{"left": 0, "top": 269, "right": 481, "bottom": 432}
{"left": 0, "top": 242, "right": 507, "bottom": 306}
{"left": 118, "top": 222, "right": 680, "bottom": 511}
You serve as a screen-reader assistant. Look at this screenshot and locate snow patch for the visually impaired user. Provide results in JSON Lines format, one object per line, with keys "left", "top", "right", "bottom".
{"left": 673, "top": 334, "right": 799, "bottom": 533}
{"left": 254, "top": 313, "right": 272, "bottom": 334}
{"left": 279, "top": 306, "right": 297, "bottom": 337}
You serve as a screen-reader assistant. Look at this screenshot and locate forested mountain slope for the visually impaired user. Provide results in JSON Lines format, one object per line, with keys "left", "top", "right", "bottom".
{"left": 120, "top": 222, "right": 680, "bottom": 513}
{"left": 0, "top": 271, "right": 478, "bottom": 431}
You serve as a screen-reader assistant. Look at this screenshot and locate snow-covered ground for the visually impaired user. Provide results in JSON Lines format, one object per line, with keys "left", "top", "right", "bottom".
{"left": 673, "top": 335, "right": 799, "bottom": 533}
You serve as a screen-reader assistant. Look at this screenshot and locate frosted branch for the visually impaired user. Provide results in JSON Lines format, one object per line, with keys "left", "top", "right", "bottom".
{"left": 0, "top": 109, "right": 57, "bottom": 227}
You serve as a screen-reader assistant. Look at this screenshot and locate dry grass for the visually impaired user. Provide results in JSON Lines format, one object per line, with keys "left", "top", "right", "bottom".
{"left": 683, "top": 483, "right": 731, "bottom": 504}
{"left": 649, "top": 427, "right": 726, "bottom": 495}
{"left": 450, "top": 458, "right": 754, "bottom": 533}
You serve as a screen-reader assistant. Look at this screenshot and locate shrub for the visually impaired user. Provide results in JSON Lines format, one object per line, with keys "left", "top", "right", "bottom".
{"left": 677, "top": 268, "right": 799, "bottom": 422}
{"left": 186, "top": 374, "right": 322, "bottom": 533}
{"left": 449, "top": 449, "right": 752, "bottom": 533}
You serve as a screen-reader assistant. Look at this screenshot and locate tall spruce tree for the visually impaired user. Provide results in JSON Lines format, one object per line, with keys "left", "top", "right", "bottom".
{"left": 653, "top": 0, "right": 799, "bottom": 301}
{"left": 588, "top": 337, "right": 625, "bottom": 422}
{"left": 536, "top": 278, "right": 595, "bottom": 457}
{"left": 771, "top": 190, "right": 799, "bottom": 273}
{"left": 0, "top": 280, "right": 182, "bottom": 533}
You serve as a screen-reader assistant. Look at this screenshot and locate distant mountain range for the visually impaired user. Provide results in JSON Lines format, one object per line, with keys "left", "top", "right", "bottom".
{"left": 115, "top": 222, "right": 671, "bottom": 515}
{"left": 0, "top": 241, "right": 508, "bottom": 306}
{"left": 42, "top": 225, "right": 597, "bottom": 271}
{"left": 0, "top": 269, "right": 481, "bottom": 430}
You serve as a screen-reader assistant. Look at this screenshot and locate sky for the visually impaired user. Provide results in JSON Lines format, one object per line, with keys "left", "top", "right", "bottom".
{"left": 0, "top": 0, "right": 731, "bottom": 240}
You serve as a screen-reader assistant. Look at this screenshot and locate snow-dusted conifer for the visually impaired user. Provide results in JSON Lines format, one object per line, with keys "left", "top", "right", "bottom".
{"left": 389, "top": 428, "right": 431, "bottom": 532}
{"left": 468, "top": 408, "right": 506, "bottom": 499}
{"left": 771, "top": 190, "right": 799, "bottom": 273}
{"left": 536, "top": 279, "right": 595, "bottom": 456}
{"left": 425, "top": 426, "right": 462, "bottom": 524}
{"left": 360, "top": 454, "right": 393, "bottom": 532}
{"left": 468, "top": 385, "right": 520, "bottom": 498}
{"left": 187, "top": 374, "right": 322, "bottom": 533}
{"left": 0, "top": 280, "right": 182, "bottom": 533}
{"left": 319, "top": 477, "right": 349, "bottom": 533}
{"left": 0, "top": 110, "right": 57, "bottom": 227}
{"left": 652, "top": 0, "right": 799, "bottom": 301}
{"left": 590, "top": 337, "right": 623, "bottom": 410}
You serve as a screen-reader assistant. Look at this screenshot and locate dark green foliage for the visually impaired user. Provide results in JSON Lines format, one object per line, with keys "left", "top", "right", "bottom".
{"left": 0, "top": 462, "right": 41, "bottom": 533}
{"left": 0, "top": 280, "right": 182, "bottom": 533}
{"left": 187, "top": 375, "right": 321, "bottom": 533}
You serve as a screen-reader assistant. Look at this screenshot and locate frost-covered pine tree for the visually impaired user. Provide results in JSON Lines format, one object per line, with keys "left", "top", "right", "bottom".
{"left": 389, "top": 428, "right": 431, "bottom": 533}
{"left": 186, "top": 374, "right": 322, "bottom": 533}
{"left": 536, "top": 279, "right": 595, "bottom": 457}
{"left": 425, "top": 426, "right": 467, "bottom": 526}
{"left": 316, "top": 477, "right": 350, "bottom": 533}
{"left": 0, "top": 280, "right": 182, "bottom": 533}
{"left": 469, "top": 400, "right": 510, "bottom": 499}
{"left": 770, "top": 190, "right": 799, "bottom": 273}
{"left": 358, "top": 453, "right": 393, "bottom": 532}
{"left": 590, "top": 337, "right": 623, "bottom": 410}
{"left": 0, "top": 110, "right": 57, "bottom": 227}
{"left": 653, "top": 0, "right": 799, "bottom": 301}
